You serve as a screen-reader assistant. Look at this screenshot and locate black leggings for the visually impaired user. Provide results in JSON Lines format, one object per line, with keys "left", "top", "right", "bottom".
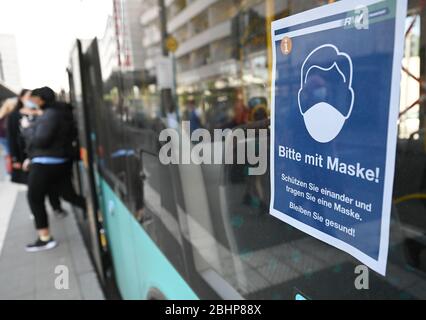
{"left": 48, "top": 190, "right": 62, "bottom": 211}
{"left": 27, "top": 163, "right": 86, "bottom": 229}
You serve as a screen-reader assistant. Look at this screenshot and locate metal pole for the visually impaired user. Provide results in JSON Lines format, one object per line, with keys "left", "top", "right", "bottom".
{"left": 158, "top": 0, "right": 169, "bottom": 56}
{"left": 157, "top": 0, "right": 177, "bottom": 119}
{"left": 266, "top": 0, "right": 275, "bottom": 93}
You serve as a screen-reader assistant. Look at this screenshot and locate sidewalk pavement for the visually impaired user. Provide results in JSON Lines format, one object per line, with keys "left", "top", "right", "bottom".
{"left": 0, "top": 154, "right": 104, "bottom": 299}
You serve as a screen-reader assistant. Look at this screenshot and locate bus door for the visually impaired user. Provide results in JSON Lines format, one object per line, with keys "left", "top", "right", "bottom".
{"left": 70, "top": 39, "right": 107, "bottom": 283}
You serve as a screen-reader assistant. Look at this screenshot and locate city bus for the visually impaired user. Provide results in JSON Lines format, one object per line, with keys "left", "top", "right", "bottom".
{"left": 68, "top": 0, "right": 426, "bottom": 300}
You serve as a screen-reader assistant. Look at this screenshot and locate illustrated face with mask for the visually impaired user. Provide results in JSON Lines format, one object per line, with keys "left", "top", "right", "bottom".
{"left": 298, "top": 44, "right": 355, "bottom": 143}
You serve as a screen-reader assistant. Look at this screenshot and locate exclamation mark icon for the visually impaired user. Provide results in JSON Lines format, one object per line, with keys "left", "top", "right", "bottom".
{"left": 281, "top": 37, "right": 293, "bottom": 55}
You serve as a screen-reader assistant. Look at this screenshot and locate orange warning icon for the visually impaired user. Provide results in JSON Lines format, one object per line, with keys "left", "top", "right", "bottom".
{"left": 281, "top": 37, "right": 293, "bottom": 55}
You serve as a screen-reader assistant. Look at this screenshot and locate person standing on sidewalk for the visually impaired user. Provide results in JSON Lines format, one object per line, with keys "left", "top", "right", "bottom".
{"left": 23, "top": 87, "right": 86, "bottom": 252}
{"left": 11, "top": 90, "right": 69, "bottom": 216}
{"left": 0, "top": 97, "right": 17, "bottom": 174}
{"left": 7, "top": 89, "right": 31, "bottom": 183}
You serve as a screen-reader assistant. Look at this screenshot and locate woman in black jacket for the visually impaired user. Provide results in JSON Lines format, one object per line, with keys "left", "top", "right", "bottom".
{"left": 24, "top": 87, "right": 86, "bottom": 252}
{"left": 8, "top": 90, "right": 67, "bottom": 214}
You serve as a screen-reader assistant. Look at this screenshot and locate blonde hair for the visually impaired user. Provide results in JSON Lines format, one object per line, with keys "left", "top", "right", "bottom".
{"left": 0, "top": 98, "right": 18, "bottom": 119}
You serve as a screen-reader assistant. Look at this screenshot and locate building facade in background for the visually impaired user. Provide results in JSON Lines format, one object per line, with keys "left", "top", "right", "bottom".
{"left": 0, "top": 34, "right": 21, "bottom": 92}
{"left": 99, "top": 15, "right": 120, "bottom": 81}
{"left": 99, "top": 0, "right": 146, "bottom": 76}
{"left": 140, "top": 0, "right": 162, "bottom": 76}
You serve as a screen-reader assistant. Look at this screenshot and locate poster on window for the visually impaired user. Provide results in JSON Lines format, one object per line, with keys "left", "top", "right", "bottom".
{"left": 270, "top": 0, "right": 407, "bottom": 275}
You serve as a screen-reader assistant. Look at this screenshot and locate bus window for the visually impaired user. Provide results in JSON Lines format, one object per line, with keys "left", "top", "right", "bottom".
{"left": 171, "top": 0, "right": 426, "bottom": 299}
{"left": 83, "top": 0, "right": 426, "bottom": 300}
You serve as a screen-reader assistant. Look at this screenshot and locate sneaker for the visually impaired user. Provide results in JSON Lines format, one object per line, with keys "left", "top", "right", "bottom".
{"left": 53, "top": 209, "right": 68, "bottom": 219}
{"left": 25, "top": 238, "right": 58, "bottom": 253}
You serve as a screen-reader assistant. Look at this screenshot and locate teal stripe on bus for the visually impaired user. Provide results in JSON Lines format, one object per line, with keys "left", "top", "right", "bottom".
{"left": 99, "top": 178, "right": 198, "bottom": 300}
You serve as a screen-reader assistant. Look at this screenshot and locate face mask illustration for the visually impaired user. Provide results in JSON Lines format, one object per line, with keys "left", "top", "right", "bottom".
{"left": 298, "top": 44, "right": 355, "bottom": 143}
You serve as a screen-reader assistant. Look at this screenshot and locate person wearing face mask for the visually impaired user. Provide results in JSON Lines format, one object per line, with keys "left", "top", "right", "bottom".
{"left": 23, "top": 87, "right": 86, "bottom": 252}
{"left": 7, "top": 89, "right": 67, "bottom": 217}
